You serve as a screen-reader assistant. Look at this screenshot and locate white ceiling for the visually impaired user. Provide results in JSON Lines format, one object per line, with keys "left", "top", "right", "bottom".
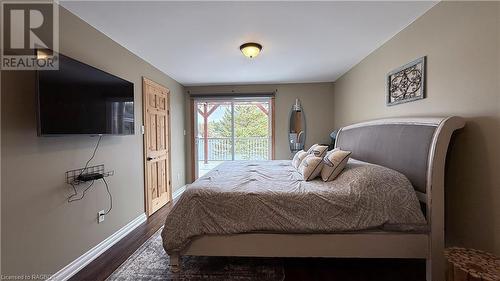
{"left": 61, "top": 1, "right": 437, "bottom": 86}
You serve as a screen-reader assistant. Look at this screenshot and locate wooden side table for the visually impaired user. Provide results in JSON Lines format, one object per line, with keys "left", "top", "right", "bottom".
{"left": 445, "top": 247, "right": 499, "bottom": 281}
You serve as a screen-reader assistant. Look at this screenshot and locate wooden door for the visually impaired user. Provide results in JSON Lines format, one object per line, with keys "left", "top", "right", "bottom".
{"left": 143, "top": 77, "right": 171, "bottom": 216}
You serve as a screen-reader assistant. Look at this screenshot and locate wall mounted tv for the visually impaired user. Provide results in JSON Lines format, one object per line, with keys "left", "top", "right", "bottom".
{"left": 37, "top": 53, "right": 134, "bottom": 136}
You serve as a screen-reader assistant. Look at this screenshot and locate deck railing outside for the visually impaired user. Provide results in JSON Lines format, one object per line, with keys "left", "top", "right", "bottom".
{"left": 196, "top": 137, "right": 270, "bottom": 161}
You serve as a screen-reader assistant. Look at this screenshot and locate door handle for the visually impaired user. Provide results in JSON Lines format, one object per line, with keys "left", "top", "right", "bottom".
{"left": 147, "top": 157, "right": 154, "bottom": 161}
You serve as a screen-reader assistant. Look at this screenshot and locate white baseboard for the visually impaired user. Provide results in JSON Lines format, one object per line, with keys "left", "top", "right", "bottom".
{"left": 49, "top": 213, "right": 147, "bottom": 281}
{"left": 172, "top": 185, "right": 187, "bottom": 200}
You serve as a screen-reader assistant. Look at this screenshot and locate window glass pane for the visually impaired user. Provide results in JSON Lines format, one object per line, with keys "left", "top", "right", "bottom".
{"left": 196, "top": 101, "right": 232, "bottom": 177}
{"left": 234, "top": 101, "right": 270, "bottom": 160}
{"left": 194, "top": 98, "right": 272, "bottom": 178}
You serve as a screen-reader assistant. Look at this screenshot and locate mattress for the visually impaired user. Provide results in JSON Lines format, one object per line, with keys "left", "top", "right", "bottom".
{"left": 161, "top": 159, "right": 426, "bottom": 254}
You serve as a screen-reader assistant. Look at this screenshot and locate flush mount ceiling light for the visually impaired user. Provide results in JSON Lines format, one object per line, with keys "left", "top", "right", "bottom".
{"left": 240, "top": 43, "right": 262, "bottom": 58}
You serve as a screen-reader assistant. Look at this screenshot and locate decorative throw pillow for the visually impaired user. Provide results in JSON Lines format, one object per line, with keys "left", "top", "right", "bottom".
{"left": 306, "top": 144, "right": 328, "bottom": 158}
{"left": 298, "top": 154, "right": 324, "bottom": 181}
{"left": 321, "top": 149, "right": 352, "bottom": 182}
{"left": 292, "top": 150, "right": 308, "bottom": 169}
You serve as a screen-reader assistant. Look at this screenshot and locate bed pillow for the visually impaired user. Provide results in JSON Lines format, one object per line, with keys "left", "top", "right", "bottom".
{"left": 298, "top": 154, "right": 324, "bottom": 181}
{"left": 292, "top": 150, "right": 308, "bottom": 169}
{"left": 321, "top": 149, "right": 352, "bottom": 182}
{"left": 306, "top": 144, "right": 328, "bottom": 158}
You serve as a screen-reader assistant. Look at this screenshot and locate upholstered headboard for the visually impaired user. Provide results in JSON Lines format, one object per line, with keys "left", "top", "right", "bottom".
{"left": 335, "top": 117, "right": 465, "bottom": 197}
{"left": 334, "top": 117, "right": 464, "bottom": 280}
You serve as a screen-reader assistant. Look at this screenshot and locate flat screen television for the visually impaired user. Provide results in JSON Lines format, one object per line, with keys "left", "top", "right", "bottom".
{"left": 37, "top": 53, "right": 135, "bottom": 136}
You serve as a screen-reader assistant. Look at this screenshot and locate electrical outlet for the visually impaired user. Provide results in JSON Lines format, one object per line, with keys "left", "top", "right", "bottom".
{"left": 98, "top": 210, "right": 106, "bottom": 223}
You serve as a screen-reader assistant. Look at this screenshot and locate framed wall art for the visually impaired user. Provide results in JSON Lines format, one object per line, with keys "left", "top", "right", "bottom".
{"left": 386, "top": 56, "right": 426, "bottom": 106}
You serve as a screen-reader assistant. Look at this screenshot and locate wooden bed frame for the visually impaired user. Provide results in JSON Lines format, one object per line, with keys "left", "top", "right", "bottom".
{"left": 169, "top": 117, "right": 465, "bottom": 281}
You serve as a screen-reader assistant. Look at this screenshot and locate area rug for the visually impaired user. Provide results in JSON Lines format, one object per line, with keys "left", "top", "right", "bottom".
{"left": 107, "top": 228, "right": 285, "bottom": 281}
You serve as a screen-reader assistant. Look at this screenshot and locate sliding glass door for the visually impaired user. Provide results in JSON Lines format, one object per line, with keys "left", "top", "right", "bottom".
{"left": 194, "top": 98, "right": 273, "bottom": 178}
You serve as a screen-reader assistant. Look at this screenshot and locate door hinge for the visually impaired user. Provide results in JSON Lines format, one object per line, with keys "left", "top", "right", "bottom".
{"left": 167, "top": 110, "right": 170, "bottom": 115}
{"left": 168, "top": 180, "right": 171, "bottom": 186}
{"left": 141, "top": 125, "right": 145, "bottom": 135}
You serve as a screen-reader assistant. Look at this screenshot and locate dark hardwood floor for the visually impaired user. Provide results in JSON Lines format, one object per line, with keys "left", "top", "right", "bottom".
{"left": 283, "top": 258, "right": 425, "bottom": 281}
{"left": 69, "top": 203, "right": 173, "bottom": 281}
{"left": 71, "top": 203, "right": 425, "bottom": 281}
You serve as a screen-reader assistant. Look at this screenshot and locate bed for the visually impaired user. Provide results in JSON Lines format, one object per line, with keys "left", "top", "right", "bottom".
{"left": 162, "top": 117, "right": 465, "bottom": 281}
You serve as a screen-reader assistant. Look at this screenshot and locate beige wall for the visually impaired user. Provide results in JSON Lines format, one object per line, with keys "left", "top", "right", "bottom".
{"left": 0, "top": 70, "right": 2, "bottom": 276}
{"left": 1, "top": 6, "right": 186, "bottom": 276}
{"left": 333, "top": 1, "right": 500, "bottom": 254}
{"left": 185, "top": 83, "right": 335, "bottom": 181}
